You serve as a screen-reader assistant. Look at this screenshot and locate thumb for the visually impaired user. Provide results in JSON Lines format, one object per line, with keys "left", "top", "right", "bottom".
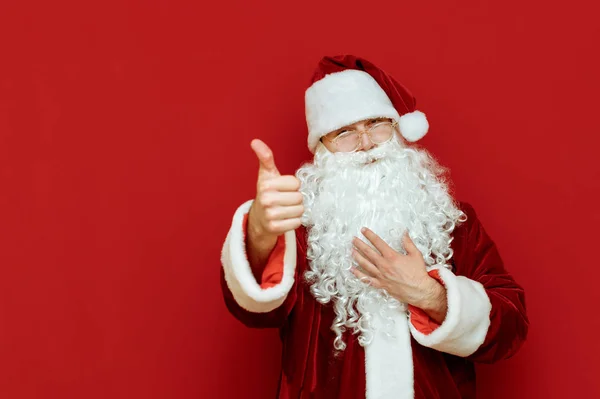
{"left": 251, "top": 139, "right": 280, "bottom": 177}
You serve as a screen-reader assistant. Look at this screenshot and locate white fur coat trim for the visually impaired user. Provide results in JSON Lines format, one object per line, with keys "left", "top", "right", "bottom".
{"left": 365, "top": 308, "right": 414, "bottom": 399}
{"left": 409, "top": 267, "right": 492, "bottom": 356}
{"left": 221, "top": 199, "right": 297, "bottom": 313}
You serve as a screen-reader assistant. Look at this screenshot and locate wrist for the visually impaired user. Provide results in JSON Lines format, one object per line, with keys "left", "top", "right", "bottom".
{"left": 414, "top": 276, "right": 446, "bottom": 312}
{"left": 247, "top": 205, "right": 278, "bottom": 247}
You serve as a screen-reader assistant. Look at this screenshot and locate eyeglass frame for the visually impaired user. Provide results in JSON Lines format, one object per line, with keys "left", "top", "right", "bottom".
{"left": 320, "top": 118, "right": 399, "bottom": 153}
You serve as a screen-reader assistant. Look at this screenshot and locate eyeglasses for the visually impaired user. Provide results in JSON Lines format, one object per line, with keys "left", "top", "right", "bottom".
{"left": 322, "top": 120, "right": 398, "bottom": 153}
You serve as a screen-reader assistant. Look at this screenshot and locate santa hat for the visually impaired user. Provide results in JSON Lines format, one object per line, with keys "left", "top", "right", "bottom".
{"left": 305, "top": 55, "right": 429, "bottom": 153}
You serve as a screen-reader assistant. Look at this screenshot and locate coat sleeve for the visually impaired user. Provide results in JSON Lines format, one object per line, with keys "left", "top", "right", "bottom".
{"left": 409, "top": 202, "right": 529, "bottom": 363}
{"left": 220, "top": 199, "right": 298, "bottom": 329}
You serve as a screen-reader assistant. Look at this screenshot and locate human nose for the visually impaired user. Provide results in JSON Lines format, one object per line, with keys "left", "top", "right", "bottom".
{"left": 358, "top": 130, "right": 375, "bottom": 151}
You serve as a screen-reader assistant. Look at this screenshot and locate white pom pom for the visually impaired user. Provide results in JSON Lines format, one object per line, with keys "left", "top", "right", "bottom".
{"left": 398, "top": 110, "right": 429, "bottom": 142}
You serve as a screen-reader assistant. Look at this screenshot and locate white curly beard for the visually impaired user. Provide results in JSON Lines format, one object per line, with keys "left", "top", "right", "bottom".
{"left": 295, "top": 136, "right": 466, "bottom": 351}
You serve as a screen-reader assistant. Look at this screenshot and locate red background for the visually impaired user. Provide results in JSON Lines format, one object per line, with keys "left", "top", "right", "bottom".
{"left": 1, "top": 0, "right": 599, "bottom": 398}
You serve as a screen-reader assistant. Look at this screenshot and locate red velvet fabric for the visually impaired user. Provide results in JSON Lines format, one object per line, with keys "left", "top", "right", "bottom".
{"left": 220, "top": 202, "right": 529, "bottom": 398}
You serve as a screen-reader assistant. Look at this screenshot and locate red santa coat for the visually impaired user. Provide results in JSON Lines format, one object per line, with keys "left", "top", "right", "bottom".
{"left": 220, "top": 200, "right": 528, "bottom": 398}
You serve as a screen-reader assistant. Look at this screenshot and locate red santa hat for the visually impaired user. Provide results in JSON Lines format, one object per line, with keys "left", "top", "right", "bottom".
{"left": 305, "top": 54, "right": 429, "bottom": 153}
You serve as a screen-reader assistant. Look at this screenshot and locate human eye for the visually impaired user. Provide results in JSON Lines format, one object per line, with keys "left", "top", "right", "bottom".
{"left": 335, "top": 129, "right": 351, "bottom": 138}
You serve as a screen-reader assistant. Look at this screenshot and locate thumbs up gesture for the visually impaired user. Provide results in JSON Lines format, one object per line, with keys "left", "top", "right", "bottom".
{"left": 247, "top": 139, "right": 304, "bottom": 239}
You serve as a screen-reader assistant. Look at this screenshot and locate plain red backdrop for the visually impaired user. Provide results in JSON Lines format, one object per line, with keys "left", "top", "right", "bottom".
{"left": 1, "top": 0, "right": 599, "bottom": 397}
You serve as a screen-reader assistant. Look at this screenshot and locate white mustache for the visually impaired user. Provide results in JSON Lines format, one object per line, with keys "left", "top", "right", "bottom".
{"left": 319, "top": 139, "right": 399, "bottom": 168}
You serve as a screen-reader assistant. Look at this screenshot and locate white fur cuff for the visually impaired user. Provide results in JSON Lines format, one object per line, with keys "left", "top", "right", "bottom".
{"left": 221, "top": 199, "right": 297, "bottom": 313}
{"left": 409, "top": 267, "right": 492, "bottom": 357}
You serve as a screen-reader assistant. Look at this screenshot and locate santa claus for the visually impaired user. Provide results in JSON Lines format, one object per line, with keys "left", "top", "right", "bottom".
{"left": 220, "top": 55, "right": 528, "bottom": 398}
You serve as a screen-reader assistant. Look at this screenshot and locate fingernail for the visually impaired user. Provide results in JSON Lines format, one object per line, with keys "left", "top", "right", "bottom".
{"left": 361, "top": 227, "right": 367, "bottom": 233}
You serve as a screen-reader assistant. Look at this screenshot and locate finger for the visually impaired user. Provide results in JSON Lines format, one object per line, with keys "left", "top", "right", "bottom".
{"left": 351, "top": 267, "right": 381, "bottom": 289}
{"left": 259, "top": 191, "right": 303, "bottom": 207}
{"left": 265, "top": 205, "right": 304, "bottom": 220}
{"left": 402, "top": 231, "right": 419, "bottom": 255}
{"left": 261, "top": 175, "right": 301, "bottom": 192}
{"left": 251, "top": 139, "right": 280, "bottom": 177}
{"left": 351, "top": 248, "right": 380, "bottom": 278}
{"left": 360, "top": 227, "right": 395, "bottom": 258}
{"left": 268, "top": 218, "right": 302, "bottom": 234}
{"left": 352, "top": 236, "right": 384, "bottom": 265}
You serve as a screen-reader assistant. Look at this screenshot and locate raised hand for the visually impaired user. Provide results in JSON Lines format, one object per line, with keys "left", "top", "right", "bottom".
{"left": 248, "top": 139, "right": 304, "bottom": 240}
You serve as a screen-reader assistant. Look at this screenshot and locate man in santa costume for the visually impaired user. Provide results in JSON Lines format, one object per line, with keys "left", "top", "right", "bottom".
{"left": 220, "top": 54, "right": 529, "bottom": 398}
